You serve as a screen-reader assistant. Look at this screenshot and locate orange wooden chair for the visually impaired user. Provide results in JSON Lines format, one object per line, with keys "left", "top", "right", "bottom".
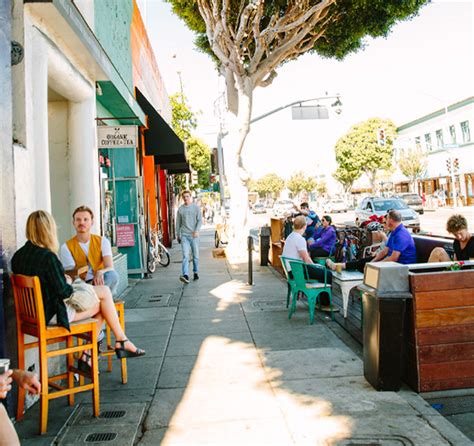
{"left": 11, "top": 274, "right": 100, "bottom": 434}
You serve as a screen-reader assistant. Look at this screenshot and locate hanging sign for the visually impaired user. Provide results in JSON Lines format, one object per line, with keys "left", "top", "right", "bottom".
{"left": 116, "top": 224, "right": 135, "bottom": 247}
{"left": 97, "top": 125, "right": 138, "bottom": 148}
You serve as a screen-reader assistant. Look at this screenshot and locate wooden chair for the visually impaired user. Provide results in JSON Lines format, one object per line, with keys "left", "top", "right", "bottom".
{"left": 288, "top": 260, "right": 334, "bottom": 324}
{"left": 11, "top": 274, "right": 100, "bottom": 434}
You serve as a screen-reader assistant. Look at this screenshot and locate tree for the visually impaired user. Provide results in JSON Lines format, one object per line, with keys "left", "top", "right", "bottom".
{"left": 397, "top": 148, "right": 427, "bottom": 192}
{"left": 166, "top": 0, "right": 429, "bottom": 238}
{"left": 333, "top": 165, "right": 361, "bottom": 193}
{"left": 334, "top": 117, "right": 396, "bottom": 192}
{"left": 315, "top": 180, "right": 327, "bottom": 195}
{"left": 250, "top": 173, "right": 285, "bottom": 198}
{"left": 187, "top": 137, "right": 212, "bottom": 190}
{"left": 287, "top": 171, "right": 316, "bottom": 200}
{"left": 169, "top": 93, "right": 211, "bottom": 191}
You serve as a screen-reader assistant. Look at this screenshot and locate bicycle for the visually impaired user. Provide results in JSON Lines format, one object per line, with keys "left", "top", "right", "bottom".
{"left": 147, "top": 228, "right": 171, "bottom": 273}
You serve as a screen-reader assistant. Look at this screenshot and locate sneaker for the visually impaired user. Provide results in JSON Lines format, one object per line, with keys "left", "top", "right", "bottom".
{"left": 193, "top": 273, "right": 199, "bottom": 281}
{"left": 180, "top": 275, "right": 190, "bottom": 284}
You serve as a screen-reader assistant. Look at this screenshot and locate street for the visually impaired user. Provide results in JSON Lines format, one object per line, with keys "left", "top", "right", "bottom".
{"left": 249, "top": 206, "right": 474, "bottom": 238}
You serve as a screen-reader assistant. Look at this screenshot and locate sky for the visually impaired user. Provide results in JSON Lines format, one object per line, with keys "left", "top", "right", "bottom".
{"left": 137, "top": 0, "right": 473, "bottom": 182}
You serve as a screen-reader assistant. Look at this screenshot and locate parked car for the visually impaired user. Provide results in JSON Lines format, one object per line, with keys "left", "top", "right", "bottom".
{"left": 355, "top": 197, "right": 420, "bottom": 232}
{"left": 323, "top": 199, "right": 348, "bottom": 213}
{"left": 393, "top": 193, "right": 424, "bottom": 214}
{"left": 252, "top": 203, "right": 267, "bottom": 214}
{"left": 273, "top": 200, "right": 294, "bottom": 216}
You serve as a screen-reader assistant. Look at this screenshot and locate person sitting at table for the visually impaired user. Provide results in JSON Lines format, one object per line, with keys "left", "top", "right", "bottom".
{"left": 1, "top": 367, "right": 41, "bottom": 446}
{"left": 282, "top": 215, "right": 332, "bottom": 287}
{"left": 326, "top": 210, "right": 416, "bottom": 271}
{"left": 307, "top": 215, "right": 336, "bottom": 259}
{"left": 293, "top": 202, "right": 321, "bottom": 239}
{"left": 11, "top": 210, "right": 145, "bottom": 373}
{"left": 428, "top": 214, "right": 474, "bottom": 262}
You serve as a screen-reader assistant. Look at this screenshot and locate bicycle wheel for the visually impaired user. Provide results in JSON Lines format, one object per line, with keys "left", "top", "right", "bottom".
{"left": 147, "top": 256, "right": 156, "bottom": 273}
{"left": 158, "top": 246, "right": 171, "bottom": 267}
{"left": 214, "top": 231, "right": 220, "bottom": 248}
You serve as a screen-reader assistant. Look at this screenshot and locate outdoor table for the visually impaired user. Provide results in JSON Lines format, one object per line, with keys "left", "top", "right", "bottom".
{"left": 331, "top": 270, "right": 364, "bottom": 318}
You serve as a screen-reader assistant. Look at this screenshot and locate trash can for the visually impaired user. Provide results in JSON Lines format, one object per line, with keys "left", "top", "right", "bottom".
{"left": 358, "top": 262, "right": 412, "bottom": 391}
{"left": 259, "top": 225, "right": 271, "bottom": 266}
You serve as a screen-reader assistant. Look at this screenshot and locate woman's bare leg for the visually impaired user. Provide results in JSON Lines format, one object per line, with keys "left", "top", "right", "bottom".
{"left": 0, "top": 404, "right": 20, "bottom": 446}
{"left": 428, "top": 247, "right": 451, "bottom": 263}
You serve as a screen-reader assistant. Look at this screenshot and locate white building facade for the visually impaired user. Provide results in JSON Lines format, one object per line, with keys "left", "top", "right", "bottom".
{"left": 393, "top": 97, "right": 474, "bottom": 206}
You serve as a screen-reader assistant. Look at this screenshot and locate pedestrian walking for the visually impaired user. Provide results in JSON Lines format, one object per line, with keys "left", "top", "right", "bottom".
{"left": 176, "top": 191, "right": 202, "bottom": 284}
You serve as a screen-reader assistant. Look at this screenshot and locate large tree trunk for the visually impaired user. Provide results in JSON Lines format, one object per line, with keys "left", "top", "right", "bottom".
{"left": 223, "top": 77, "right": 253, "bottom": 256}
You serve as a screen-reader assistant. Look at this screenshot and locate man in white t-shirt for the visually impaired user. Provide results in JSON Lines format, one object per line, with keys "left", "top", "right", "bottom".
{"left": 282, "top": 215, "right": 332, "bottom": 286}
{"left": 60, "top": 206, "right": 119, "bottom": 296}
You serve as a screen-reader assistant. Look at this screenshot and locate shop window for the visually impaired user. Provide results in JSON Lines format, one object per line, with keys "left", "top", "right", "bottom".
{"left": 467, "top": 174, "right": 473, "bottom": 198}
{"left": 415, "top": 136, "right": 421, "bottom": 149}
{"left": 435, "top": 129, "right": 444, "bottom": 149}
{"left": 449, "top": 125, "right": 457, "bottom": 143}
{"left": 424, "top": 133, "right": 432, "bottom": 152}
{"left": 461, "top": 121, "right": 471, "bottom": 143}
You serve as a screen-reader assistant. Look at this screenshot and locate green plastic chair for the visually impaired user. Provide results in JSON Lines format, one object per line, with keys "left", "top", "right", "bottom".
{"left": 280, "top": 256, "right": 300, "bottom": 308}
{"left": 288, "top": 260, "right": 334, "bottom": 324}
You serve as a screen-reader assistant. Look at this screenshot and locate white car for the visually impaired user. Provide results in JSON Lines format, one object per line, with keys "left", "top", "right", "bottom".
{"left": 323, "top": 199, "right": 348, "bottom": 213}
{"left": 273, "top": 200, "right": 294, "bottom": 216}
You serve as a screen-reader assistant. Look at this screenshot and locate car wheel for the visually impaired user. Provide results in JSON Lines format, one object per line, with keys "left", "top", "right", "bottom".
{"left": 413, "top": 227, "right": 421, "bottom": 234}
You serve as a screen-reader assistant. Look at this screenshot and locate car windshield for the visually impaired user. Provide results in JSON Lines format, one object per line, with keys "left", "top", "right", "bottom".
{"left": 373, "top": 199, "right": 408, "bottom": 211}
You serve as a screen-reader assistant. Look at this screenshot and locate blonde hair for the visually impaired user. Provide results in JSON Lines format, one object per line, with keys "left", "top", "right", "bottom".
{"left": 25, "top": 210, "right": 59, "bottom": 253}
{"left": 293, "top": 215, "right": 307, "bottom": 230}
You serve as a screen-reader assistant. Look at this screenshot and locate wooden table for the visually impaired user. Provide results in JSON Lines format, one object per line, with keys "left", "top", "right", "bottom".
{"left": 331, "top": 270, "right": 364, "bottom": 318}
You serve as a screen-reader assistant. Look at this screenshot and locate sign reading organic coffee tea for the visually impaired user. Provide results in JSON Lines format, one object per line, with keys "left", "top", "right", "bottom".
{"left": 97, "top": 126, "right": 138, "bottom": 148}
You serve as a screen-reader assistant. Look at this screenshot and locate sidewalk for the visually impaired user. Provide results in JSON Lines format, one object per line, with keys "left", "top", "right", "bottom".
{"left": 16, "top": 229, "right": 472, "bottom": 445}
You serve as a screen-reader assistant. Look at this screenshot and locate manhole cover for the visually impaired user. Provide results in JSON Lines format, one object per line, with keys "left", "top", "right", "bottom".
{"left": 85, "top": 432, "right": 117, "bottom": 442}
{"left": 99, "top": 410, "right": 126, "bottom": 419}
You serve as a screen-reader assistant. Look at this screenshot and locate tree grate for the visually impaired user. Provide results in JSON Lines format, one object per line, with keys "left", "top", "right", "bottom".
{"left": 84, "top": 432, "right": 117, "bottom": 442}
{"left": 99, "top": 410, "right": 126, "bottom": 419}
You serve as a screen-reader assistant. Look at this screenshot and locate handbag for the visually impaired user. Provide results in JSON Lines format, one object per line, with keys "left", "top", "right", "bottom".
{"left": 64, "top": 279, "right": 100, "bottom": 312}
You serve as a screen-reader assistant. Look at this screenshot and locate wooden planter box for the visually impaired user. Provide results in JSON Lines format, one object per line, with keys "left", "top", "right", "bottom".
{"left": 404, "top": 268, "right": 474, "bottom": 392}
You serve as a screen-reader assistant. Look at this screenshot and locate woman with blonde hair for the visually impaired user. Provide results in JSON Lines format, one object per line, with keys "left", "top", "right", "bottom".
{"left": 11, "top": 211, "right": 145, "bottom": 372}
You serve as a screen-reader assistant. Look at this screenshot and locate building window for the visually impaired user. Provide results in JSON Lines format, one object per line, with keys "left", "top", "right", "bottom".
{"left": 415, "top": 136, "right": 421, "bottom": 149}
{"left": 461, "top": 121, "right": 471, "bottom": 143}
{"left": 424, "top": 133, "right": 432, "bottom": 152}
{"left": 449, "top": 125, "right": 457, "bottom": 143}
{"left": 435, "top": 129, "right": 444, "bottom": 149}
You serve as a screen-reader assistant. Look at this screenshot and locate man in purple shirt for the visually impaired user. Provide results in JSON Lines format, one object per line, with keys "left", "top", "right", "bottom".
{"left": 372, "top": 209, "right": 417, "bottom": 264}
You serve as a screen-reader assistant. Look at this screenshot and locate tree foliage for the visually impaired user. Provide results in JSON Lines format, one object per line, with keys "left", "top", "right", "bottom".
{"left": 334, "top": 117, "right": 396, "bottom": 192}
{"left": 249, "top": 173, "right": 285, "bottom": 198}
{"left": 397, "top": 148, "right": 427, "bottom": 186}
{"left": 169, "top": 93, "right": 211, "bottom": 191}
{"left": 287, "top": 171, "right": 317, "bottom": 198}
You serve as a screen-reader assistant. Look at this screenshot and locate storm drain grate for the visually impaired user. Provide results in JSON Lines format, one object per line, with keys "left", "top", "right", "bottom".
{"left": 251, "top": 299, "right": 286, "bottom": 310}
{"left": 99, "top": 410, "right": 126, "bottom": 419}
{"left": 339, "top": 436, "right": 413, "bottom": 446}
{"left": 84, "top": 432, "right": 117, "bottom": 442}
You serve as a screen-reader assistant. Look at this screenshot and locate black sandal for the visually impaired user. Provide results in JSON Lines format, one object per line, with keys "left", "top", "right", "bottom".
{"left": 115, "top": 339, "right": 146, "bottom": 359}
{"left": 77, "top": 352, "right": 92, "bottom": 375}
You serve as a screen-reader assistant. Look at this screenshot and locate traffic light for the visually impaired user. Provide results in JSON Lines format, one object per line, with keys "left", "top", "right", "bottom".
{"left": 210, "top": 173, "right": 216, "bottom": 184}
{"left": 377, "top": 128, "right": 386, "bottom": 146}
{"left": 191, "top": 170, "right": 198, "bottom": 185}
{"left": 453, "top": 158, "right": 460, "bottom": 172}
{"left": 446, "top": 158, "right": 452, "bottom": 173}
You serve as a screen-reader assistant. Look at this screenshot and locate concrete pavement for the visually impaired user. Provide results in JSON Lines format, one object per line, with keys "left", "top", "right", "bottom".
{"left": 14, "top": 228, "right": 472, "bottom": 445}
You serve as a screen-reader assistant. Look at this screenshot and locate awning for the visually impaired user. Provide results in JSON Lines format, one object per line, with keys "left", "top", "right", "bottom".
{"left": 162, "top": 162, "right": 191, "bottom": 174}
{"left": 135, "top": 88, "right": 187, "bottom": 164}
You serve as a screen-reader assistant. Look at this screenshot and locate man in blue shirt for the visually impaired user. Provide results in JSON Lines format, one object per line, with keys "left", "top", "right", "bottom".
{"left": 372, "top": 209, "right": 417, "bottom": 264}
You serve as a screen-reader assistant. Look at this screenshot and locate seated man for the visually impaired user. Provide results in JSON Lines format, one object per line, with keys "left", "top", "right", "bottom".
{"left": 293, "top": 202, "right": 321, "bottom": 239}
{"left": 1, "top": 367, "right": 41, "bottom": 446}
{"left": 60, "top": 205, "right": 119, "bottom": 296}
{"left": 282, "top": 215, "right": 332, "bottom": 288}
{"left": 327, "top": 210, "right": 416, "bottom": 271}
{"left": 428, "top": 214, "right": 474, "bottom": 262}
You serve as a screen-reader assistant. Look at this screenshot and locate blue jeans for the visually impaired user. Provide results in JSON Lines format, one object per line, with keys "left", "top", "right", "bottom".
{"left": 103, "top": 270, "right": 119, "bottom": 296}
{"left": 181, "top": 234, "right": 199, "bottom": 277}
